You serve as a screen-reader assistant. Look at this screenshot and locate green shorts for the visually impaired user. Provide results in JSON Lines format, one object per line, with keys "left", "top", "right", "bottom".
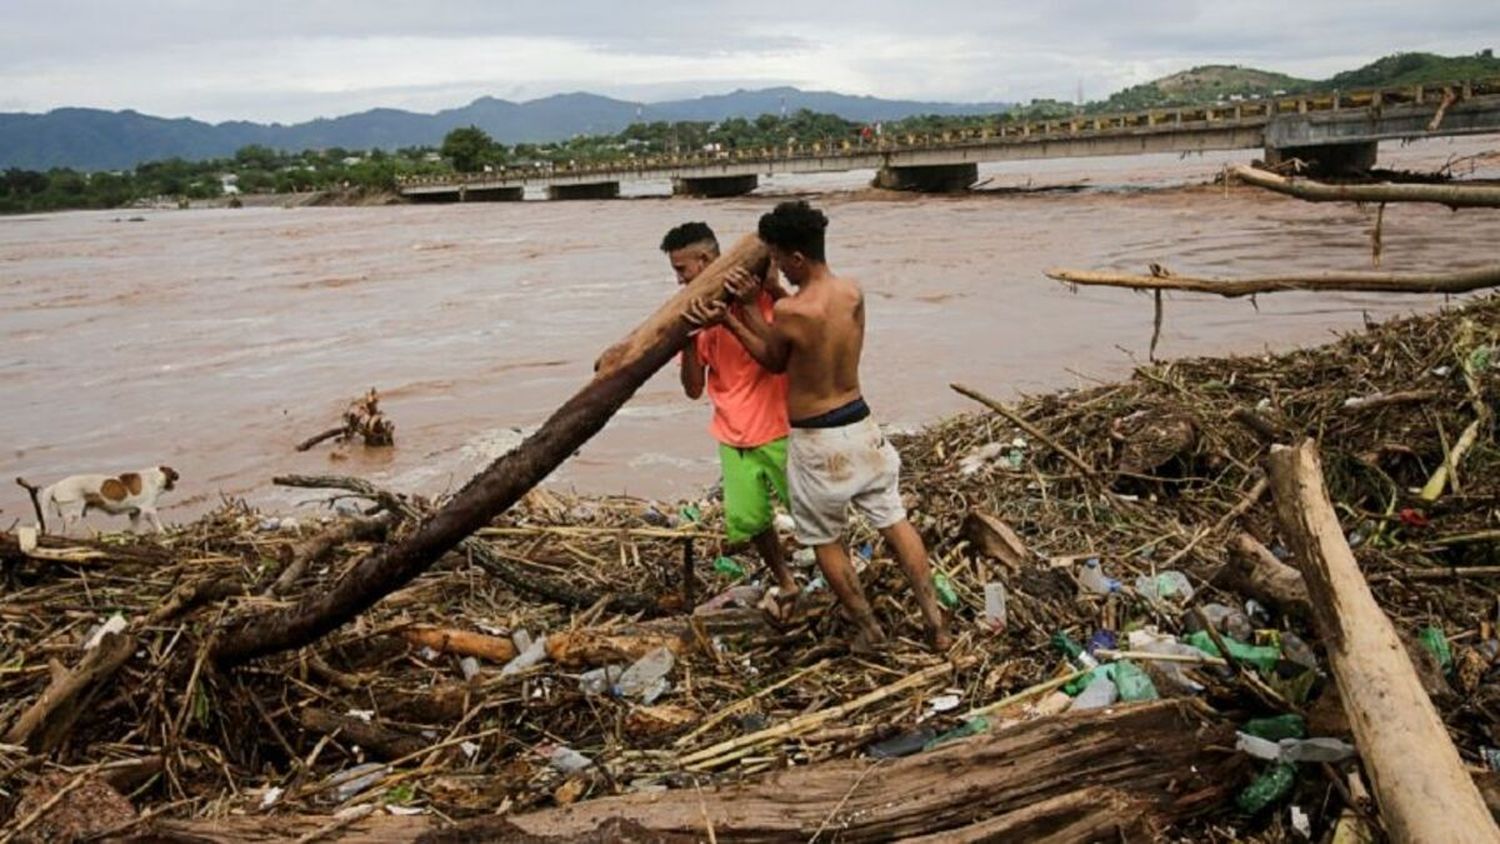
{"left": 719, "top": 438, "right": 789, "bottom": 543}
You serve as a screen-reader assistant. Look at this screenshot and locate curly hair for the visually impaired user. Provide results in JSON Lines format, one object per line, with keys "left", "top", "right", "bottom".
{"left": 659, "top": 221, "right": 719, "bottom": 254}
{"left": 757, "top": 200, "right": 828, "bottom": 262}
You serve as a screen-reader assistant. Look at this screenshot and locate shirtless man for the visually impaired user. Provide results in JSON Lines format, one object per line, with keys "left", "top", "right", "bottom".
{"left": 663, "top": 222, "right": 800, "bottom": 611}
{"left": 684, "top": 201, "right": 950, "bottom": 651}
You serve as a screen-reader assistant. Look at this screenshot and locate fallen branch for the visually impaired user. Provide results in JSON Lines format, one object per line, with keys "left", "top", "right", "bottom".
{"left": 3, "top": 632, "right": 136, "bottom": 752}
{"left": 297, "top": 708, "right": 428, "bottom": 761}
{"left": 1267, "top": 440, "right": 1499, "bottom": 842}
{"left": 1224, "top": 532, "right": 1313, "bottom": 619}
{"left": 402, "top": 626, "right": 517, "bottom": 663}
{"left": 951, "top": 384, "right": 1097, "bottom": 477}
{"left": 1230, "top": 163, "right": 1500, "bottom": 209}
{"left": 1045, "top": 264, "right": 1500, "bottom": 298}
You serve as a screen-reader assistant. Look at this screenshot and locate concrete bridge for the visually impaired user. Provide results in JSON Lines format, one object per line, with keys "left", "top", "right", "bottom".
{"left": 398, "top": 78, "right": 1500, "bottom": 201}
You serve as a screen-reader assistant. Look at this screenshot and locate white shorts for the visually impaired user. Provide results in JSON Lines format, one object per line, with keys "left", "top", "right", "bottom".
{"left": 787, "top": 416, "right": 906, "bottom": 546}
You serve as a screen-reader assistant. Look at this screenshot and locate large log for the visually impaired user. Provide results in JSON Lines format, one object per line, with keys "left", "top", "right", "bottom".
{"left": 505, "top": 700, "right": 1236, "bottom": 841}
{"left": 1046, "top": 264, "right": 1500, "bottom": 298}
{"left": 141, "top": 701, "right": 1237, "bottom": 843}
{"left": 1267, "top": 440, "right": 1500, "bottom": 843}
{"left": 212, "top": 236, "right": 770, "bottom": 666}
{"left": 1231, "top": 164, "right": 1500, "bottom": 209}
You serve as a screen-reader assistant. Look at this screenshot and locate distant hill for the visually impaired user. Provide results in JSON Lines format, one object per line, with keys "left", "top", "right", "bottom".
{"left": 1094, "top": 50, "right": 1499, "bottom": 112}
{"left": 0, "top": 88, "right": 1011, "bottom": 171}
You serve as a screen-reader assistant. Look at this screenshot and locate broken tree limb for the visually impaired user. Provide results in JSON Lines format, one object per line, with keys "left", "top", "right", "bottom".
{"left": 1224, "top": 532, "right": 1314, "bottom": 619}
{"left": 297, "top": 708, "right": 427, "bottom": 761}
{"left": 505, "top": 700, "right": 1236, "bottom": 841}
{"left": 402, "top": 626, "right": 517, "bottom": 663}
{"left": 3, "top": 632, "right": 136, "bottom": 752}
{"left": 951, "top": 384, "right": 1097, "bottom": 477}
{"left": 212, "top": 236, "right": 770, "bottom": 666}
{"left": 1045, "top": 264, "right": 1500, "bottom": 298}
{"left": 1230, "top": 163, "right": 1500, "bottom": 209}
{"left": 1267, "top": 440, "right": 1500, "bottom": 843}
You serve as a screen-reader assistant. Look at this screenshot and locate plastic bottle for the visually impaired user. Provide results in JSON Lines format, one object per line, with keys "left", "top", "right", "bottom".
{"left": 713, "top": 556, "right": 747, "bottom": 580}
{"left": 1135, "top": 570, "right": 1195, "bottom": 601}
{"left": 1276, "top": 631, "right": 1319, "bottom": 671}
{"left": 542, "top": 745, "right": 591, "bottom": 774}
{"left": 1062, "top": 664, "right": 1115, "bottom": 696}
{"left": 1069, "top": 673, "right": 1119, "bottom": 711}
{"left": 983, "top": 582, "right": 1007, "bottom": 630}
{"left": 1243, "top": 714, "right": 1306, "bottom": 742}
{"left": 511, "top": 628, "right": 533, "bottom": 653}
{"left": 1236, "top": 763, "right": 1297, "bottom": 814}
{"left": 933, "top": 572, "right": 960, "bottom": 609}
{"left": 1086, "top": 629, "right": 1117, "bottom": 655}
{"left": 1279, "top": 737, "right": 1356, "bottom": 764}
{"left": 1113, "top": 660, "right": 1159, "bottom": 702}
{"left": 1183, "top": 630, "right": 1280, "bottom": 674}
{"left": 1050, "top": 631, "right": 1100, "bottom": 670}
{"left": 614, "top": 646, "right": 676, "bottom": 700}
{"left": 1419, "top": 626, "right": 1453, "bottom": 672}
{"left": 1077, "top": 558, "right": 1121, "bottom": 595}
{"left": 500, "top": 634, "right": 549, "bottom": 676}
{"left": 578, "top": 665, "right": 625, "bottom": 696}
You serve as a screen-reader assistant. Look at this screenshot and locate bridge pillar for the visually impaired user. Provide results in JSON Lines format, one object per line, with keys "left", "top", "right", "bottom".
{"left": 546, "top": 182, "right": 621, "bottom": 200}
{"left": 407, "top": 185, "right": 523, "bottom": 203}
{"left": 874, "top": 163, "right": 977, "bottom": 193}
{"left": 1264, "top": 141, "right": 1378, "bottom": 177}
{"left": 672, "top": 174, "right": 758, "bottom": 198}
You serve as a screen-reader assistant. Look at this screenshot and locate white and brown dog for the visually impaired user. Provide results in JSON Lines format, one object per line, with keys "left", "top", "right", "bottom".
{"left": 16, "top": 467, "right": 180, "bottom": 535}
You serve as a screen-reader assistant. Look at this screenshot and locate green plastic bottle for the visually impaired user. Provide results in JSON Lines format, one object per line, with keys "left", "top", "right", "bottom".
{"left": 1184, "top": 630, "right": 1281, "bottom": 673}
{"left": 1113, "top": 660, "right": 1159, "bottom": 702}
{"left": 1419, "top": 626, "right": 1453, "bottom": 673}
{"left": 1242, "top": 714, "right": 1307, "bottom": 742}
{"left": 922, "top": 716, "right": 990, "bottom": 751}
{"left": 1236, "top": 762, "right": 1297, "bottom": 814}
{"left": 933, "top": 572, "right": 960, "bottom": 609}
{"left": 713, "top": 556, "right": 746, "bottom": 580}
{"left": 1050, "top": 631, "right": 1100, "bottom": 670}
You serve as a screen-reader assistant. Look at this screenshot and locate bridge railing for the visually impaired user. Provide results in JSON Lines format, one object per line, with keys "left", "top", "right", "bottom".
{"left": 398, "top": 77, "right": 1500, "bottom": 189}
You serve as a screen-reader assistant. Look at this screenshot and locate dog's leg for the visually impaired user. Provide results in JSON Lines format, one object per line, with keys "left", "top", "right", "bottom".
{"left": 145, "top": 509, "right": 164, "bottom": 534}
{"left": 129, "top": 510, "right": 143, "bottom": 534}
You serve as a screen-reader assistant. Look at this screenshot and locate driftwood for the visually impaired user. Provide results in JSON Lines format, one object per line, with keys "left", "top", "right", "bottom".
{"left": 1224, "top": 532, "right": 1313, "bottom": 619}
{"left": 212, "top": 236, "right": 770, "bottom": 666}
{"left": 402, "top": 626, "right": 518, "bottom": 663}
{"left": 296, "top": 388, "right": 395, "bottom": 451}
{"left": 951, "top": 383, "right": 1098, "bottom": 477}
{"left": 264, "top": 514, "right": 394, "bottom": 596}
{"left": 1045, "top": 263, "right": 1500, "bottom": 298}
{"left": 140, "top": 701, "right": 1237, "bottom": 843}
{"left": 963, "top": 510, "right": 1030, "bottom": 569}
{"left": 1267, "top": 440, "right": 1500, "bottom": 843}
{"left": 297, "top": 708, "right": 428, "bottom": 761}
{"left": 3, "top": 632, "right": 136, "bottom": 752}
{"left": 1231, "top": 163, "right": 1500, "bottom": 209}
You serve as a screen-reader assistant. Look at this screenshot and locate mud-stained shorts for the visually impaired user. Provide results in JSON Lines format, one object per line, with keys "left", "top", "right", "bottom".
{"left": 787, "top": 416, "right": 906, "bottom": 546}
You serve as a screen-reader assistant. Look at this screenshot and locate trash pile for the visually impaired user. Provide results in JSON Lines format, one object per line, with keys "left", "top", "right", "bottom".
{"left": 5, "top": 296, "right": 1500, "bottom": 841}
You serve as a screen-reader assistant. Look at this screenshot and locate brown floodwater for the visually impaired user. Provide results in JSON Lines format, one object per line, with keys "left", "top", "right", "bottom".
{"left": 4, "top": 137, "right": 1499, "bottom": 525}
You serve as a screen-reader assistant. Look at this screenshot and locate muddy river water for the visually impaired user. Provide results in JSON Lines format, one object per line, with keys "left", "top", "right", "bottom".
{"left": 4, "top": 137, "right": 1499, "bottom": 524}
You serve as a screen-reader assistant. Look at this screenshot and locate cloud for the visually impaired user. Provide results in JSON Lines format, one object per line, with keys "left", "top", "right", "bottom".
{"left": 1, "top": 0, "right": 1495, "bottom": 121}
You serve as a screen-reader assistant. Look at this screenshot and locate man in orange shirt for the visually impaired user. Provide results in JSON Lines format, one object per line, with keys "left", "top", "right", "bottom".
{"left": 662, "top": 222, "right": 799, "bottom": 610}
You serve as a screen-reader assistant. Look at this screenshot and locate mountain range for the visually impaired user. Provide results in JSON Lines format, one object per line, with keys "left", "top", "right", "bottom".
{"left": 0, "top": 88, "right": 1011, "bottom": 172}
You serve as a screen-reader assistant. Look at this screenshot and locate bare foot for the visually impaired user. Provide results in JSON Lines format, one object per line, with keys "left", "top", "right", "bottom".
{"left": 928, "top": 628, "right": 955, "bottom": 654}
{"left": 849, "top": 624, "right": 889, "bottom": 656}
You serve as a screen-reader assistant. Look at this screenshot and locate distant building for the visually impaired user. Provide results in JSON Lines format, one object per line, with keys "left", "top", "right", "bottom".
{"left": 219, "top": 173, "right": 240, "bottom": 195}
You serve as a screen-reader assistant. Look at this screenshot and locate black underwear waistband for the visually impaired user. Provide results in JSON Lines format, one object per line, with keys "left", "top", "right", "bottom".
{"left": 791, "top": 397, "right": 871, "bottom": 429}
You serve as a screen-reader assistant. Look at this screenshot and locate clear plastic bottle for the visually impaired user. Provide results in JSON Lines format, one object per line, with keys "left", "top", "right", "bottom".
{"left": 578, "top": 665, "right": 625, "bottom": 695}
{"left": 543, "top": 745, "right": 591, "bottom": 774}
{"left": 614, "top": 646, "right": 675, "bottom": 700}
{"left": 1134, "top": 570, "right": 1195, "bottom": 601}
{"left": 1068, "top": 673, "right": 1119, "bottom": 711}
{"left": 983, "top": 582, "right": 1007, "bottom": 630}
{"left": 500, "top": 634, "right": 548, "bottom": 676}
{"left": 1077, "top": 558, "right": 1120, "bottom": 595}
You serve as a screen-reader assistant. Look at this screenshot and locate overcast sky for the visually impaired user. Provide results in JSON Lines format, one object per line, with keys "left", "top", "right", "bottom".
{"left": 3, "top": 1, "right": 1495, "bottom": 123}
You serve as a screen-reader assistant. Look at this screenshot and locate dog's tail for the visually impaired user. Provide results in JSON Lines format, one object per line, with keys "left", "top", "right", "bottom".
{"left": 14, "top": 477, "right": 46, "bottom": 533}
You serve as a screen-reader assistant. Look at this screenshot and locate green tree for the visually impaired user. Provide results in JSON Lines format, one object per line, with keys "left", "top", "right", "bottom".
{"left": 441, "top": 126, "right": 495, "bottom": 173}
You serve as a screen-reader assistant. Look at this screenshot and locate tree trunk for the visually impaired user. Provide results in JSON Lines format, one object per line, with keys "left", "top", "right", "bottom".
{"left": 1267, "top": 440, "right": 1500, "bottom": 843}
{"left": 1046, "top": 264, "right": 1500, "bottom": 298}
{"left": 211, "top": 235, "right": 770, "bottom": 666}
{"left": 142, "top": 701, "right": 1238, "bottom": 843}
{"left": 1231, "top": 164, "right": 1500, "bottom": 209}
{"left": 504, "top": 700, "right": 1237, "bottom": 841}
